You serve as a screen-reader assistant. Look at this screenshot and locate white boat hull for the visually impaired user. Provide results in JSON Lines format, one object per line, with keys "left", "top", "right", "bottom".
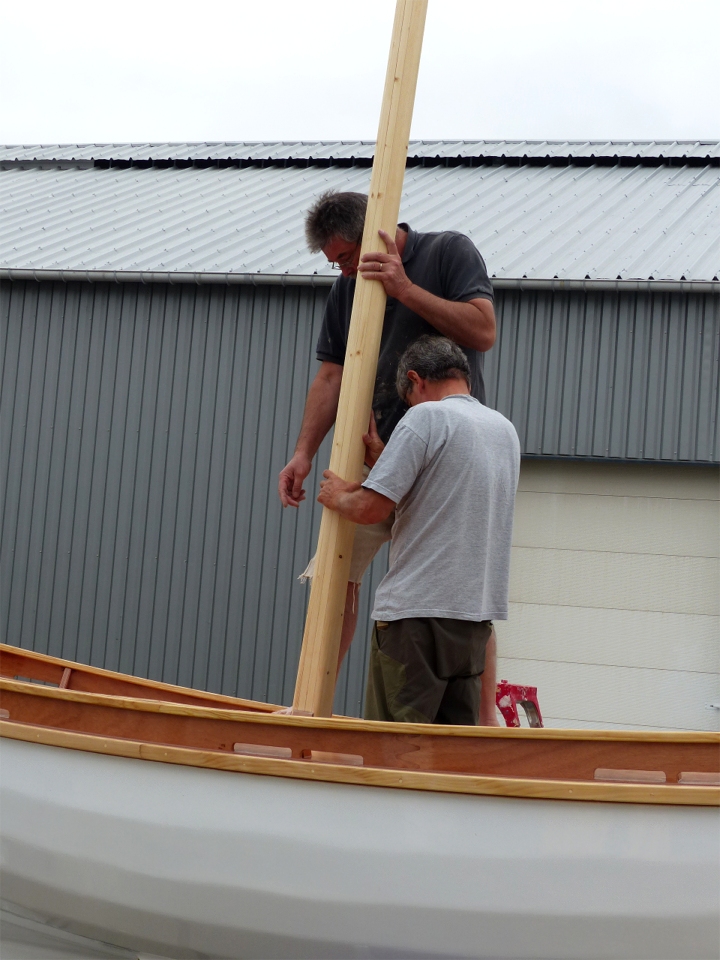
{"left": 1, "top": 738, "right": 718, "bottom": 960}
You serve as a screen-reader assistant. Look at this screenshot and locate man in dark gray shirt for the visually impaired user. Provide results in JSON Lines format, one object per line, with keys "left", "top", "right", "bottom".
{"left": 277, "top": 191, "right": 499, "bottom": 720}
{"left": 315, "top": 218, "right": 495, "bottom": 444}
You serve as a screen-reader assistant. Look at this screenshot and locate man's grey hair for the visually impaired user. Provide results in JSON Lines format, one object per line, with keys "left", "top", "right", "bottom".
{"left": 305, "top": 191, "right": 368, "bottom": 252}
{"left": 396, "top": 336, "right": 471, "bottom": 401}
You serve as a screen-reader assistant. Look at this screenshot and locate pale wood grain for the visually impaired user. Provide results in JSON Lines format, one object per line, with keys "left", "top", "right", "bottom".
{"left": 234, "top": 743, "right": 292, "bottom": 759}
{"left": 293, "top": 0, "right": 428, "bottom": 717}
{"left": 594, "top": 768, "right": 667, "bottom": 783}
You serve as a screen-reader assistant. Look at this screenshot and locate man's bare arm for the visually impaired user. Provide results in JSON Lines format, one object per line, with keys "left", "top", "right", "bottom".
{"left": 358, "top": 229, "right": 496, "bottom": 352}
{"left": 278, "top": 361, "right": 343, "bottom": 507}
{"left": 395, "top": 287, "right": 495, "bottom": 351}
{"left": 318, "top": 470, "right": 395, "bottom": 525}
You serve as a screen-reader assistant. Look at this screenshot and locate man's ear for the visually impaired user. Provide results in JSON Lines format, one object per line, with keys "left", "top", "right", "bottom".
{"left": 404, "top": 370, "right": 422, "bottom": 405}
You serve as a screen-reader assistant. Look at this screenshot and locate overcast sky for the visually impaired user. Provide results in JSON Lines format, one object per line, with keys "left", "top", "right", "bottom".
{"left": 2, "top": 0, "right": 718, "bottom": 145}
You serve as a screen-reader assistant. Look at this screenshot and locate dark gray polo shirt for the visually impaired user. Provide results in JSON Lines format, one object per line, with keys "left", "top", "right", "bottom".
{"left": 315, "top": 224, "right": 494, "bottom": 443}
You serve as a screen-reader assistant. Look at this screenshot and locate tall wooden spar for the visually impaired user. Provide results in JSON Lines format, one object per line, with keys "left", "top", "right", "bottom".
{"left": 293, "top": 0, "right": 428, "bottom": 717}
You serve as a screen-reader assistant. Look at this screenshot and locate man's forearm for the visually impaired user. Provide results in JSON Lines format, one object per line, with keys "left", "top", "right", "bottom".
{"left": 318, "top": 471, "right": 395, "bottom": 525}
{"left": 397, "top": 285, "right": 496, "bottom": 351}
{"left": 332, "top": 487, "right": 394, "bottom": 525}
{"left": 294, "top": 362, "right": 343, "bottom": 460}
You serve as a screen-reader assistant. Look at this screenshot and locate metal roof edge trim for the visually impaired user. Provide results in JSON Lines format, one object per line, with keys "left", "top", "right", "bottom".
{"left": 521, "top": 453, "right": 719, "bottom": 466}
{"left": 2, "top": 269, "right": 719, "bottom": 294}
{"left": 493, "top": 279, "right": 720, "bottom": 294}
{"left": 0, "top": 269, "right": 330, "bottom": 287}
{"left": 3, "top": 140, "right": 720, "bottom": 164}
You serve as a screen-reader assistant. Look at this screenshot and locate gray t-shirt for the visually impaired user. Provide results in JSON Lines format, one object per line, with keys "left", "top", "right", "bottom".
{"left": 363, "top": 395, "right": 520, "bottom": 622}
{"left": 316, "top": 225, "right": 494, "bottom": 443}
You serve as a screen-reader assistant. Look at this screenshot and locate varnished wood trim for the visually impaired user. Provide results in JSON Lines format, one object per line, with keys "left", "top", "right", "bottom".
{"left": 2, "top": 721, "right": 717, "bottom": 806}
{"left": 234, "top": 743, "right": 293, "bottom": 759}
{"left": 2, "top": 677, "right": 717, "bottom": 745}
{"left": 0, "top": 644, "right": 279, "bottom": 712}
{"left": 302, "top": 749, "right": 364, "bottom": 766}
{"left": 594, "top": 768, "right": 667, "bottom": 784}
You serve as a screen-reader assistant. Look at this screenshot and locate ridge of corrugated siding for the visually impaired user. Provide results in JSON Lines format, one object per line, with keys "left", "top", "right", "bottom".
{"left": 487, "top": 288, "right": 719, "bottom": 463}
{"left": 1, "top": 280, "right": 717, "bottom": 707}
{"left": 0, "top": 280, "right": 381, "bottom": 711}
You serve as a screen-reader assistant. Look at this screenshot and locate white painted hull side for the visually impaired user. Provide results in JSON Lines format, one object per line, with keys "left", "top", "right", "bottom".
{"left": 1, "top": 738, "right": 718, "bottom": 960}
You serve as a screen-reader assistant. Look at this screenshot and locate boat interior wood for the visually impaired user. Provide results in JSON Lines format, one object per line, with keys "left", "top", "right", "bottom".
{"left": 1, "top": 679, "right": 717, "bottom": 793}
{"left": 0, "top": 644, "right": 278, "bottom": 712}
{"left": 3, "top": 719, "right": 717, "bottom": 806}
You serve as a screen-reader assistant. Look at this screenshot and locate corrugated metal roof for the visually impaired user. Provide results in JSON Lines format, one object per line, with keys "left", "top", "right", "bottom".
{"left": 2, "top": 140, "right": 719, "bottom": 163}
{"left": 1, "top": 162, "right": 718, "bottom": 282}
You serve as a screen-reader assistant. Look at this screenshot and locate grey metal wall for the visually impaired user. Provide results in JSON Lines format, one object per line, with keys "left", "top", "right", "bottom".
{"left": 490, "top": 288, "right": 719, "bottom": 463}
{"left": 1, "top": 280, "right": 717, "bottom": 708}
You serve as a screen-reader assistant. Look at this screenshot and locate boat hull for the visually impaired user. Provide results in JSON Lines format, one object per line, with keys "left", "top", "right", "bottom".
{"left": 2, "top": 737, "right": 718, "bottom": 960}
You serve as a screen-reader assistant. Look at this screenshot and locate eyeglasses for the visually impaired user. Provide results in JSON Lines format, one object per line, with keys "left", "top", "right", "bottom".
{"left": 329, "top": 243, "right": 360, "bottom": 270}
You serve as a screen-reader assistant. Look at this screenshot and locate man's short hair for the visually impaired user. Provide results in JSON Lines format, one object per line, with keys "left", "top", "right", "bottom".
{"left": 396, "top": 336, "right": 472, "bottom": 401}
{"left": 305, "top": 191, "right": 368, "bottom": 252}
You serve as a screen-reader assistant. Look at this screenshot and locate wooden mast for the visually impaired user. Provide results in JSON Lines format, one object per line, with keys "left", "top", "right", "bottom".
{"left": 293, "top": 0, "right": 428, "bottom": 717}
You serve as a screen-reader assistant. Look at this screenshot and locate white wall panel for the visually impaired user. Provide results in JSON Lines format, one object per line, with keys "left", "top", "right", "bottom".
{"left": 494, "top": 657, "right": 719, "bottom": 731}
{"left": 499, "top": 604, "right": 719, "bottom": 674}
{"left": 503, "top": 461, "right": 719, "bottom": 731}
{"left": 509, "top": 549, "right": 718, "bottom": 616}
{"left": 517, "top": 461, "right": 718, "bottom": 499}
{"left": 513, "top": 492, "right": 718, "bottom": 557}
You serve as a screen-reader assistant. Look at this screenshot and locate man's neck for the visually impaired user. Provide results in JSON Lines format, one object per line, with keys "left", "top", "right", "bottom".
{"left": 429, "top": 381, "right": 470, "bottom": 402}
{"left": 410, "top": 379, "right": 470, "bottom": 405}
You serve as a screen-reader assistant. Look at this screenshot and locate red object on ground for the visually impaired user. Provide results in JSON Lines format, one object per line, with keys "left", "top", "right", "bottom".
{"left": 495, "top": 680, "right": 544, "bottom": 728}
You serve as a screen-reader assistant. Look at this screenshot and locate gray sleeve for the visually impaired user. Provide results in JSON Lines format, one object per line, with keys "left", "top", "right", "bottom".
{"left": 315, "top": 281, "right": 347, "bottom": 364}
{"left": 362, "top": 418, "right": 428, "bottom": 504}
{"left": 440, "top": 233, "right": 494, "bottom": 303}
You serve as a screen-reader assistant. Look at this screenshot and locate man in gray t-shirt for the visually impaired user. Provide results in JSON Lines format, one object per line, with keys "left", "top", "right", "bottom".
{"left": 318, "top": 336, "right": 520, "bottom": 725}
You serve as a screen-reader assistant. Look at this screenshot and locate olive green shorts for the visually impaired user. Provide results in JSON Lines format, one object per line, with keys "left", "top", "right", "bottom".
{"left": 364, "top": 617, "right": 492, "bottom": 725}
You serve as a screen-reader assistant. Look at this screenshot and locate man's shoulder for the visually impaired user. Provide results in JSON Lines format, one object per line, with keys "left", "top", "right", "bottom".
{"left": 324, "top": 275, "right": 355, "bottom": 317}
{"left": 407, "top": 228, "right": 488, "bottom": 287}
{"left": 412, "top": 228, "right": 474, "bottom": 252}
{"left": 433, "top": 397, "right": 519, "bottom": 439}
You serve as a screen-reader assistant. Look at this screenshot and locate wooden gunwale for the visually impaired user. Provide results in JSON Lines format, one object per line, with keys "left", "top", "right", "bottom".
{"left": 2, "top": 678, "right": 718, "bottom": 805}
{"left": 1, "top": 675, "right": 717, "bottom": 742}
{"left": 2, "top": 719, "right": 718, "bottom": 806}
{"left": 0, "top": 643, "right": 278, "bottom": 712}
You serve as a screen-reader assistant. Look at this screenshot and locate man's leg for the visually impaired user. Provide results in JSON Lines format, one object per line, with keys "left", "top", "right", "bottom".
{"left": 478, "top": 626, "right": 500, "bottom": 726}
{"left": 435, "top": 619, "right": 492, "bottom": 726}
{"left": 300, "top": 509, "right": 393, "bottom": 674}
{"left": 337, "top": 581, "right": 360, "bottom": 673}
{"left": 363, "top": 624, "right": 397, "bottom": 722}
{"left": 364, "top": 619, "right": 445, "bottom": 723}
{"left": 366, "top": 618, "right": 491, "bottom": 725}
